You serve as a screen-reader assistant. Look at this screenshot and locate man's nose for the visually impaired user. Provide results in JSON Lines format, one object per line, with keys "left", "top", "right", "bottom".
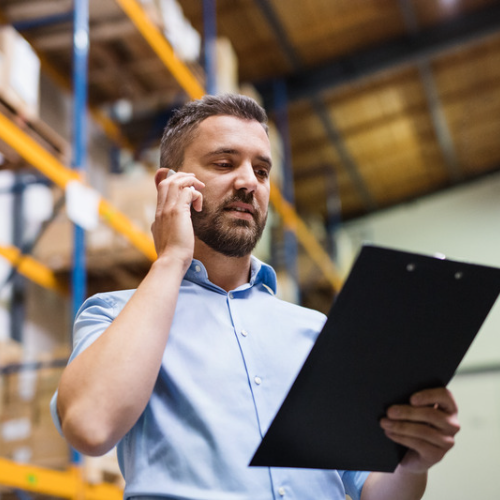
{"left": 234, "top": 163, "right": 258, "bottom": 192}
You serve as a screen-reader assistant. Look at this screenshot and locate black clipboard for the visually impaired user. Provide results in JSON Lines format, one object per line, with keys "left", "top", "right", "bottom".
{"left": 250, "top": 245, "right": 500, "bottom": 472}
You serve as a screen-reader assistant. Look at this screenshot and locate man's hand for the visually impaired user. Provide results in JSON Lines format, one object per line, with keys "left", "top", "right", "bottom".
{"left": 380, "top": 387, "right": 460, "bottom": 473}
{"left": 152, "top": 168, "right": 204, "bottom": 266}
{"left": 361, "top": 388, "right": 459, "bottom": 500}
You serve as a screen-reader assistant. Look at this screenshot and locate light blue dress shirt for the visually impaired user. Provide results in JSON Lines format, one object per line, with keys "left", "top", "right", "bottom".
{"left": 51, "top": 257, "right": 369, "bottom": 500}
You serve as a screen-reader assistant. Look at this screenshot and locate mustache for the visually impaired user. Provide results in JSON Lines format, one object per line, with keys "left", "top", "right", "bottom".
{"left": 221, "top": 190, "right": 257, "bottom": 210}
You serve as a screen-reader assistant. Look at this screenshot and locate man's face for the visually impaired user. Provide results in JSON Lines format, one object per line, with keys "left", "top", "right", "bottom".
{"left": 179, "top": 115, "right": 272, "bottom": 258}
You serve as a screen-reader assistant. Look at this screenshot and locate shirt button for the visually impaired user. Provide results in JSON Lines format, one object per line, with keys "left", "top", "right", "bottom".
{"left": 241, "top": 330, "right": 248, "bottom": 337}
{"left": 278, "top": 487, "right": 286, "bottom": 496}
{"left": 194, "top": 265, "right": 201, "bottom": 273}
{"left": 254, "top": 376, "right": 262, "bottom": 385}
{"left": 229, "top": 292, "right": 234, "bottom": 299}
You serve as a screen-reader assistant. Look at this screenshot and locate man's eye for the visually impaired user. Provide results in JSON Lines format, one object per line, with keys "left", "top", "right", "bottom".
{"left": 255, "top": 168, "right": 269, "bottom": 179}
{"left": 215, "top": 162, "right": 232, "bottom": 168}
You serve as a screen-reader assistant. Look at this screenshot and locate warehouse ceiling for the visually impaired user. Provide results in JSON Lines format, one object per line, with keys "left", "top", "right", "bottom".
{"left": 1, "top": 1, "right": 500, "bottom": 277}
{"left": 181, "top": 0, "right": 500, "bottom": 222}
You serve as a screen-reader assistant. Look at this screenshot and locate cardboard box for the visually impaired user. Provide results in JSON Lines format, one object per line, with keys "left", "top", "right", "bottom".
{"left": 216, "top": 37, "right": 239, "bottom": 94}
{"left": 34, "top": 172, "right": 156, "bottom": 270}
{"left": 0, "top": 345, "right": 70, "bottom": 469}
{"left": 0, "top": 26, "right": 40, "bottom": 121}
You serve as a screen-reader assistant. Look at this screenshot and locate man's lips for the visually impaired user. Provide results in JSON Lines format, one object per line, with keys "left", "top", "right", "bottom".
{"left": 223, "top": 202, "right": 255, "bottom": 216}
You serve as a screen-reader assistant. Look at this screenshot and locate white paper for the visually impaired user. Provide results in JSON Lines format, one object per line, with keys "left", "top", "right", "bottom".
{"left": 24, "top": 183, "right": 53, "bottom": 223}
{"left": 12, "top": 446, "right": 32, "bottom": 463}
{"left": 65, "top": 181, "right": 101, "bottom": 231}
{"left": 10, "top": 36, "right": 40, "bottom": 107}
{"left": 18, "top": 369, "right": 37, "bottom": 401}
{"left": 2, "top": 417, "right": 31, "bottom": 442}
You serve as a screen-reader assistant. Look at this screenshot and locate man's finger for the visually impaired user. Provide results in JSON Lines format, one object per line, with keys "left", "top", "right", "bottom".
{"left": 410, "top": 387, "right": 458, "bottom": 414}
{"left": 384, "top": 430, "right": 450, "bottom": 465}
{"left": 385, "top": 404, "right": 460, "bottom": 436}
{"left": 381, "top": 417, "right": 457, "bottom": 446}
{"left": 191, "top": 189, "right": 203, "bottom": 212}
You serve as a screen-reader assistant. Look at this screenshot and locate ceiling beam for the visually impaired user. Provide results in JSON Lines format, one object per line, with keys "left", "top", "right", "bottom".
{"left": 257, "top": 3, "right": 500, "bottom": 105}
{"left": 398, "top": 0, "right": 463, "bottom": 183}
{"left": 253, "top": 0, "right": 376, "bottom": 212}
{"left": 311, "top": 96, "right": 377, "bottom": 211}
{"left": 417, "top": 59, "right": 463, "bottom": 183}
{"left": 399, "top": 0, "right": 463, "bottom": 183}
{"left": 252, "top": 0, "right": 301, "bottom": 70}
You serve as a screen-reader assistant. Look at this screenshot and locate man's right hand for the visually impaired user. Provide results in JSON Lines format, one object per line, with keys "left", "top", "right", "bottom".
{"left": 152, "top": 168, "right": 204, "bottom": 268}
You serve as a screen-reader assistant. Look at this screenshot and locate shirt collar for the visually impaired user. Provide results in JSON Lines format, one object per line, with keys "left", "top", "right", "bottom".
{"left": 184, "top": 256, "right": 277, "bottom": 295}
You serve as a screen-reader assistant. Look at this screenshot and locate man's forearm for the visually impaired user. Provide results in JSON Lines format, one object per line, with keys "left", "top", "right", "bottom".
{"left": 361, "top": 468, "right": 427, "bottom": 500}
{"left": 57, "top": 255, "right": 186, "bottom": 456}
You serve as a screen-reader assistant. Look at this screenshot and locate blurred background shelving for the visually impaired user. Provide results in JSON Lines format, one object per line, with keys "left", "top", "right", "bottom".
{"left": 1, "top": 1, "right": 500, "bottom": 499}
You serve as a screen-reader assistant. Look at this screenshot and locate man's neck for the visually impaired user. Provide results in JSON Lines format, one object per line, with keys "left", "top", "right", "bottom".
{"left": 193, "top": 240, "right": 252, "bottom": 292}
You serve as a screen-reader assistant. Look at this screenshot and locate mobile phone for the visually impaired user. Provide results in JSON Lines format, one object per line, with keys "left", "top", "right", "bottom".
{"left": 166, "top": 169, "right": 196, "bottom": 189}
{"left": 166, "top": 169, "right": 196, "bottom": 202}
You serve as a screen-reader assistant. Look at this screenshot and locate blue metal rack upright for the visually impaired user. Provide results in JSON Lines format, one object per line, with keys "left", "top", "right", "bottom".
{"left": 273, "top": 79, "right": 300, "bottom": 301}
{"left": 203, "top": 0, "right": 217, "bottom": 95}
{"left": 71, "top": 0, "right": 90, "bottom": 466}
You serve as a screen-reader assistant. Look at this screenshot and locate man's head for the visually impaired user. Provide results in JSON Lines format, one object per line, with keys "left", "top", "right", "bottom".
{"left": 158, "top": 94, "right": 272, "bottom": 259}
{"left": 160, "top": 93, "right": 268, "bottom": 172}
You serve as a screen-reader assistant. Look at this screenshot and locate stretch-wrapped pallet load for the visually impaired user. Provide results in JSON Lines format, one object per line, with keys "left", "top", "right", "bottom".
{"left": 0, "top": 26, "right": 40, "bottom": 121}
{"left": 0, "top": 341, "right": 70, "bottom": 469}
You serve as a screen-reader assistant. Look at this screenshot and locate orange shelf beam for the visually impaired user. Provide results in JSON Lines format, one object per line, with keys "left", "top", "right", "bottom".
{"left": 114, "top": 0, "right": 205, "bottom": 100}
{"left": 0, "top": 244, "right": 68, "bottom": 295}
{"left": 0, "top": 459, "right": 122, "bottom": 500}
{"left": 0, "top": 112, "right": 156, "bottom": 261}
{"left": 269, "top": 180, "right": 343, "bottom": 292}
{"left": 0, "top": 6, "right": 339, "bottom": 288}
{"left": 114, "top": 0, "right": 341, "bottom": 289}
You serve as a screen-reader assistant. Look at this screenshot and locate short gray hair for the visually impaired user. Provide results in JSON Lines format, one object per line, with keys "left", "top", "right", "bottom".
{"left": 159, "top": 93, "right": 268, "bottom": 171}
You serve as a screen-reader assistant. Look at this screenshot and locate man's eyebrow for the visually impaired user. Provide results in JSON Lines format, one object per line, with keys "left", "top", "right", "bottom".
{"left": 256, "top": 155, "right": 272, "bottom": 169}
{"left": 203, "top": 148, "right": 239, "bottom": 158}
{"left": 203, "top": 149, "right": 272, "bottom": 168}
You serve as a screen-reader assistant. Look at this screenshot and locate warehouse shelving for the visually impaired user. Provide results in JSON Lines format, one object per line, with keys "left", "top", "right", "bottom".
{"left": 0, "top": 1, "right": 343, "bottom": 498}
{"left": 0, "top": 108, "right": 157, "bottom": 260}
{"left": 0, "top": 457, "right": 122, "bottom": 499}
{"left": 0, "top": 244, "right": 67, "bottom": 295}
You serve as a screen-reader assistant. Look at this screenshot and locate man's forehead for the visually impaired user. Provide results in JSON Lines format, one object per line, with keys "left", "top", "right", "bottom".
{"left": 198, "top": 114, "right": 267, "bottom": 132}
{"left": 192, "top": 115, "right": 271, "bottom": 152}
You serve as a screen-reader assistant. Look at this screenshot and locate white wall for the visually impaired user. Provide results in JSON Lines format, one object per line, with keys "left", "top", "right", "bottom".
{"left": 425, "top": 371, "right": 500, "bottom": 499}
{"left": 337, "top": 172, "right": 500, "bottom": 499}
{"left": 337, "top": 173, "right": 500, "bottom": 369}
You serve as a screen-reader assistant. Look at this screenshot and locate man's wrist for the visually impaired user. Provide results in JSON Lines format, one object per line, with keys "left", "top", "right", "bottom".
{"left": 153, "top": 252, "right": 192, "bottom": 276}
{"left": 393, "top": 464, "right": 429, "bottom": 485}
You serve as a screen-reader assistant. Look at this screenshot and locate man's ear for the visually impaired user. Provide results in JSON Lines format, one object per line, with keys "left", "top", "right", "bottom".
{"left": 154, "top": 168, "right": 169, "bottom": 189}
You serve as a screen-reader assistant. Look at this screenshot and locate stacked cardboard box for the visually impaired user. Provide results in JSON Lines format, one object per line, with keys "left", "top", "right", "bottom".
{"left": 34, "top": 171, "right": 156, "bottom": 271}
{"left": 0, "top": 340, "right": 70, "bottom": 470}
{"left": 0, "top": 26, "right": 40, "bottom": 121}
{"left": 0, "top": 339, "right": 125, "bottom": 492}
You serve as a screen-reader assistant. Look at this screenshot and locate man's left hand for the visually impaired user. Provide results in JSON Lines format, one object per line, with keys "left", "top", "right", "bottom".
{"left": 380, "top": 387, "right": 460, "bottom": 473}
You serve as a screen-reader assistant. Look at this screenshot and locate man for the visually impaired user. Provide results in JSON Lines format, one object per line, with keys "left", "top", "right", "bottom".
{"left": 52, "top": 94, "right": 460, "bottom": 500}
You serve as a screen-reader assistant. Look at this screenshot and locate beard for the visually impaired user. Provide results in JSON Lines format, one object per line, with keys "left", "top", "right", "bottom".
{"left": 191, "top": 190, "right": 267, "bottom": 258}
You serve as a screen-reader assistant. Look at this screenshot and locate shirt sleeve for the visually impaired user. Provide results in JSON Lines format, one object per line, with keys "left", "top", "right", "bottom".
{"left": 50, "top": 293, "right": 119, "bottom": 436}
{"left": 339, "top": 470, "right": 371, "bottom": 500}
